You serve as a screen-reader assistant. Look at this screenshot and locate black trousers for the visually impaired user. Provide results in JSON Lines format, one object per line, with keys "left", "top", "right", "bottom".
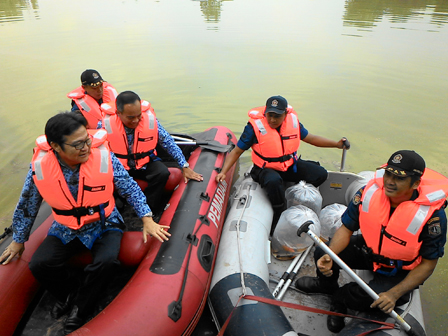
{"left": 128, "top": 160, "right": 170, "bottom": 214}
{"left": 250, "top": 158, "right": 328, "bottom": 210}
{"left": 314, "top": 235, "right": 410, "bottom": 311}
{"left": 29, "top": 230, "right": 122, "bottom": 316}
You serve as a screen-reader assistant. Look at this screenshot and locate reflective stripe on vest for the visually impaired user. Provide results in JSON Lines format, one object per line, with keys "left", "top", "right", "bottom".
{"left": 77, "top": 98, "right": 91, "bottom": 112}
{"left": 426, "top": 189, "right": 447, "bottom": 203}
{"left": 103, "top": 114, "right": 113, "bottom": 134}
{"left": 290, "top": 112, "right": 298, "bottom": 128}
{"left": 34, "top": 150, "right": 46, "bottom": 181}
{"left": 361, "top": 184, "right": 379, "bottom": 213}
{"left": 98, "top": 143, "right": 110, "bottom": 174}
{"left": 254, "top": 119, "right": 267, "bottom": 135}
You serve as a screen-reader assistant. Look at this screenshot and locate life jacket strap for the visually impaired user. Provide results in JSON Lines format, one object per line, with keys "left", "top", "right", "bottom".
{"left": 52, "top": 201, "right": 110, "bottom": 220}
{"left": 253, "top": 150, "right": 293, "bottom": 163}
{"left": 114, "top": 150, "right": 155, "bottom": 161}
{"left": 361, "top": 246, "right": 417, "bottom": 271}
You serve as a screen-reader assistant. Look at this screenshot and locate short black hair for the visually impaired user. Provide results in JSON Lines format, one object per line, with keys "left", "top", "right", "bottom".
{"left": 45, "top": 111, "right": 87, "bottom": 149}
{"left": 409, "top": 175, "right": 421, "bottom": 187}
{"left": 116, "top": 91, "right": 141, "bottom": 112}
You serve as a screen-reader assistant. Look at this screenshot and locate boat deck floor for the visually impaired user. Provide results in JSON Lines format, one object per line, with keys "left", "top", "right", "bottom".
{"left": 268, "top": 246, "right": 352, "bottom": 336}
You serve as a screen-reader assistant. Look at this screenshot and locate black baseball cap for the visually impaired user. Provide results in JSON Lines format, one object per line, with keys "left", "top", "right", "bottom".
{"left": 81, "top": 69, "right": 104, "bottom": 87}
{"left": 265, "top": 95, "right": 288, "bottom": 114}
{"left": 380, "top": 150, "right": 425, "bottom": 177}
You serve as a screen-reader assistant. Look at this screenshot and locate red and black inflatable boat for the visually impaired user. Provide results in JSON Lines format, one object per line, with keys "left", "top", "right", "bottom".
{"left": 0, "top": 126, "right": 237, "bottom": 336}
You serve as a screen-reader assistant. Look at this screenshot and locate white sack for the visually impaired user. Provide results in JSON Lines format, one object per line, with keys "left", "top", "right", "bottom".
{"left": 271, "top": 205, "right": 320, "bottom": 260}
{"left": 285, "top": 181, "right": 323, "bottom": 215}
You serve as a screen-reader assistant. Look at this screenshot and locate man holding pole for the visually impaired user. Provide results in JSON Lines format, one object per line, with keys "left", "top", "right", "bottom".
{"left": 295, "top": 150, "right": 448, "bottom": 333}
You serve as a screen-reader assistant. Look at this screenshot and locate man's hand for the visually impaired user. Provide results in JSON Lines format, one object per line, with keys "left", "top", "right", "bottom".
{"left": 336, "top": 137, "right": 350, "bottom": 149}
{"left": 371, "top": 291, "right": 398, "bottom": 314}
{"left": 317, "top": 254, "right": 334, "bottom": 277}
{"left": 0, "top": 241, "right": 25, "bottom": 265}
{"left": 182, "top": 167, "right": 203, "bottom": 183}
{"left": 215, "top": 172, "right": 226, "bottom": 183}
{"left": 142, "top": 216, "right": 171, "bottom": 243}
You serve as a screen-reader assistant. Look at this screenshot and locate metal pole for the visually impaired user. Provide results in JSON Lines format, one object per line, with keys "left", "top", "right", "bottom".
{"left": 277, "top": 245, "right": 313, "bottom": 300}
{"left": 297, "top": 221, "right": 415, "bottom": 335}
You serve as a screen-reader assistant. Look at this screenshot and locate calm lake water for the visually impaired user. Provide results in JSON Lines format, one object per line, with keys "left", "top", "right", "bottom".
{"left": 1, "top": 0, "right": 447, "bottom": 334}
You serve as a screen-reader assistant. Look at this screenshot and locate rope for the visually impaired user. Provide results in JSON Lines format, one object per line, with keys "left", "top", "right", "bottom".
{"left": 217, "top": 293, "right": 396, "bottom": 336}
{"left": 235, "top": 183, "right": 251, "bottom": 296}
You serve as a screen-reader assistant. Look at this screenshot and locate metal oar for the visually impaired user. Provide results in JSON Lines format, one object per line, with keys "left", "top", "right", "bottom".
{"left": 276, "top": 244, "right": 313, "bottom": 300}
{"left": 272, "top": 254, "right": 302, "bottom": 298}
{"left": 297, "top": 221, "right": 419, "bottom": 336}
{"left": 340, "top": 138, "right": 350, "bottom": 172}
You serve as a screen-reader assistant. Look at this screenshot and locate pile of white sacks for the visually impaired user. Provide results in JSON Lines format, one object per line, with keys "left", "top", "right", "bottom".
{"left": 271, "top": 171, "right": 375, "bottom": 260}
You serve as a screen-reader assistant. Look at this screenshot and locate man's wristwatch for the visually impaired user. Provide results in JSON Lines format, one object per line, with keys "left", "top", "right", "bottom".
{"left": 182, "top": 162, "right": 190, "bottom": 169}
{"left": 143, "top": 212, "right": 153, "bottom": 218}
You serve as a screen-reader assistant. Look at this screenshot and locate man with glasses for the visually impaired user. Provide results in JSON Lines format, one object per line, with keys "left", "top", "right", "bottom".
{"left": 68, "top": 69, "right": 118, "bottom": 129}
{"left": 216, "top": 95, "right": 348, "bottom": 235}
{"left": 0, "top": 111, "right": 170, "bottom": 334}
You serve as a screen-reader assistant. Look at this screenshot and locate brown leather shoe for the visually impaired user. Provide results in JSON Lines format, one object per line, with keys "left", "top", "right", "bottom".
{"left": 295, "top": 276, "right": 339, "bottom": 295}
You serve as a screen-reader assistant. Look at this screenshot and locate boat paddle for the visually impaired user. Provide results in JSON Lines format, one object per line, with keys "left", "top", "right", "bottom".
{"left": 172, "top": 135, "right": 232, "bottom": 153}
{"left": 275, "top": 244, "right": 313, "bottom": 300}
{"left": 297, "top": 220, "right": 419, "bottom": 336}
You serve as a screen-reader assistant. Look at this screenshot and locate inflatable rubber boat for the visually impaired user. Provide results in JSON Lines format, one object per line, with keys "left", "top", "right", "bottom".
{"left": 208, "top": 166, "right": 427, "bottom": 336}
{"left": 0, "top": 126, "right": 237, "bottom": 336}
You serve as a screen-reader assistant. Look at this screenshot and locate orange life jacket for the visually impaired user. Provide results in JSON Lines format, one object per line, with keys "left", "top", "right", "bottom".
{"left": 248, "top": 106, "right": 301, "bottom": 171}
{"left": 359, "top": 168, "right": 448, "bottom": 271}
{"left": 67, "top": 82, "right": 118, "bottom": 129}
{"left": 101, "top": 100, "right": 158, "bottom": 170}
{"left": 32, "top": 129, "right": 115, "bottom": 230}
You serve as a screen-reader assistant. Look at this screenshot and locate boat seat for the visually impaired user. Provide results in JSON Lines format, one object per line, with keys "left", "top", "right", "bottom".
{"left": 135, "top": 167, "right": 183, "bottom": 193}
{"left": 68, "top": 231, "right": 152, "bottom": 268}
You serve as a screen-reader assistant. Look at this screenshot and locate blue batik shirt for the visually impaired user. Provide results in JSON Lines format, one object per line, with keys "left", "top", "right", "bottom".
{"left": 125, "top": 120, "right": 187, "bottom": 169}
{"left": 12, "top": 152, "right": 150, "bottom": 249}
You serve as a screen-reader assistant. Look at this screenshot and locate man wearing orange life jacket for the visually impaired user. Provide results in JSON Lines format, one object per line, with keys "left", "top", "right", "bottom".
{"left": 296, "top": 150, "right": 448, "bottom": 333}
{"left": 0, "top": 112, "right": 171, "bottom": 334}
{"left": 216, "top": 95, "right": 349, "bottom": 234}
{"left": 67, "top": 69, "right": 118, "bottom": 129}
{"left": 102, "top": 91, "right": 203, "bottom": 216}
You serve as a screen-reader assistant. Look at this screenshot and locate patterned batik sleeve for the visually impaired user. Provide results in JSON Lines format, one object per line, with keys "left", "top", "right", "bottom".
{"left": 111, "top": 153, "right": 151, "bottom": 217}
{"left": 157, "top": 121, "right": 187, "bottom": 167}
{"left": 12, "top": 167, "right": 44, "bottom": 243}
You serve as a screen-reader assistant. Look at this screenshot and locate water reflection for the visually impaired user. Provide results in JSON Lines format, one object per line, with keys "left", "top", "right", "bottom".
{"left": 0, "top": 0, "right": 39, "bottom": 24}
{"left": 193, "top": 0, "right": 232, "bottom": 25}
{"left": 343, "top": 0, "right": 448, "bottom": 30}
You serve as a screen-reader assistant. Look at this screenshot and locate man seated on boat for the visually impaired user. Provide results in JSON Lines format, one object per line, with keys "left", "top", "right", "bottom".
{"left": 101, "top": 90, "right": 203, "bottom": 217}
{"left": 215, "top": 95, "right": 348, "bottom": 234}
{"left": 67, "top": 69, "right": 118, "bottom": 129}
{"left": 295, "top": 150, "right": 448, "bottom": 333}
{"left": 0, "top": 111, "right": 171, "bottom": 335}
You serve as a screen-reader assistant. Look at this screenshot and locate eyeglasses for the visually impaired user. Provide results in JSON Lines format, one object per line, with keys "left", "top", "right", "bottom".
{"left": 64, "top": 135, "right": 92, "bottom": 150}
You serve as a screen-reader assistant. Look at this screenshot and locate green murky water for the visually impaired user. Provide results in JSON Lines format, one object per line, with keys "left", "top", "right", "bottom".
{"left": 1, "top": 0, "right": 447, "bottom": 334}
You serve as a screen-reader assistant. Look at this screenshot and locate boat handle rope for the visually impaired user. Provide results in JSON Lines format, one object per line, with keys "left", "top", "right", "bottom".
{"left": 217, "top": 293, "right": 397, "bottom": 336}
{"left": 235, "top": 183, "right": 252, "bottom": 296}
